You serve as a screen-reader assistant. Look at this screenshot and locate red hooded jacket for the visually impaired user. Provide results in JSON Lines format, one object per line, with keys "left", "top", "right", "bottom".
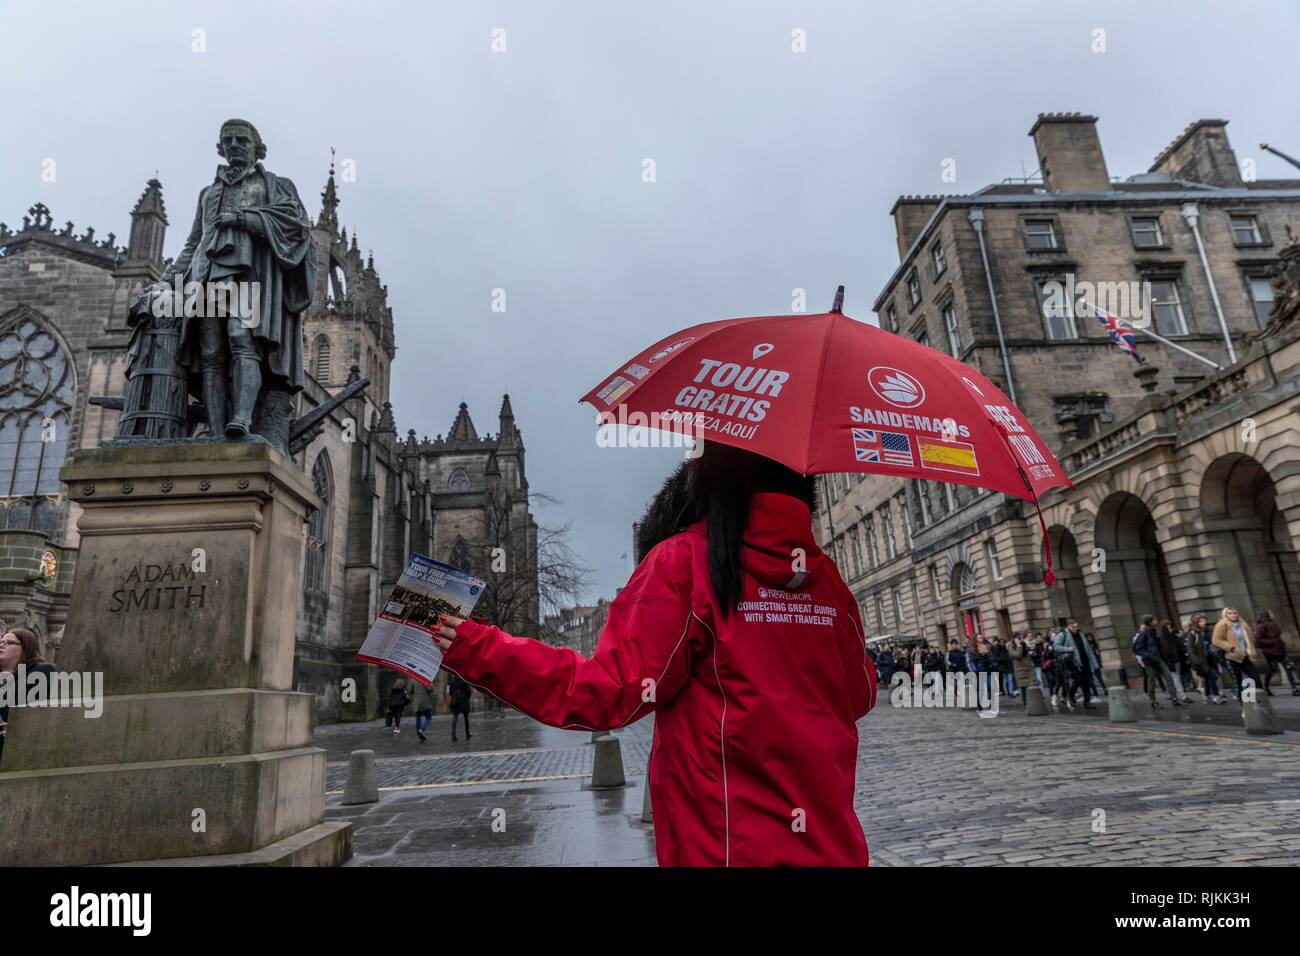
{"left": 440, "top": 491, "right": 876, "bottom": 866}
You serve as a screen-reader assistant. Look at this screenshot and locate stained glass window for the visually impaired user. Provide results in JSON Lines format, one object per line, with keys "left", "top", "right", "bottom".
{"left": 0, "top": 317, "right": 74, "bottom": 531}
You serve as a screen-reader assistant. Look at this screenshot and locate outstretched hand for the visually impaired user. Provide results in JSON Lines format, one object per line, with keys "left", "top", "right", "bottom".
{"left": 434, "top": 614, "right": 464, "bottom": 651}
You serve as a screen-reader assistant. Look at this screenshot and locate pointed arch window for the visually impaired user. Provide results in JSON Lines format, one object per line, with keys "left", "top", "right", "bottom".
{"left": 0, "top": 314, "right": 74, "bottom": 534}
{"left": 303, "top": 453, "right": 333, "bottom": 594}
{"left": 448, "top": 468, "right": 470, "bottom": 493}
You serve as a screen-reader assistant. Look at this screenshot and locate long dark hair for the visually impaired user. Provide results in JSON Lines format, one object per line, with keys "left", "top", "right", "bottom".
{"left": 635, "top": 442, "right": 816, "bottom": 616}
{"left": 5, "top": 626, "right": 44, "bottom": 665}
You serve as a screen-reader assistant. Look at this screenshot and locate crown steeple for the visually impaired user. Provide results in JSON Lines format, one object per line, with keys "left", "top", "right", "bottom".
{"left": 318, "top": 148, "right": 339, "bottom": 232}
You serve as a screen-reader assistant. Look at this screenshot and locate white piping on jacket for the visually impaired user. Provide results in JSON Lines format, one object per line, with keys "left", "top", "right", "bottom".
{"left": 692, "top": 610, "right": 729, "bottom": 868}
{"left": 612, "top": 612, "right": 694, "bottom": 729}
{"left": 847, "top": 612, "right": 877, "bottom": 714}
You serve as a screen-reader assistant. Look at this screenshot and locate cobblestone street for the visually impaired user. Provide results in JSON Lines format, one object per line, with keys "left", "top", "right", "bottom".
{"left": 320, "top": 693, "right": 1300, "bottom": 866}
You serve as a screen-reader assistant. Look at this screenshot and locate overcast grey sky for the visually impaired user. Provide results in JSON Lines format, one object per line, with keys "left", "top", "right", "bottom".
{"left": 3, "top": 0, "right": 1298, "bottom": 603}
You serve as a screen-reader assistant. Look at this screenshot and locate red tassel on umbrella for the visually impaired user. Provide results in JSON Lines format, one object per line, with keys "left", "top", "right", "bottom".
{"left": 990, "top": 422, "right": 1055, "bottom": 588}
{"left": 1031, "top": 495, "right": 1056, "bottom": 588}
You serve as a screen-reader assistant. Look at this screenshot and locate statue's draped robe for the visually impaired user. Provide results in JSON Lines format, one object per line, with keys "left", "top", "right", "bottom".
{"left": 130, "top": 163, "right": 316, "bottom": 395}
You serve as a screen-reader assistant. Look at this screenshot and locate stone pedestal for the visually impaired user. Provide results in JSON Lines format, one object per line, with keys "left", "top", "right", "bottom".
{"left": 1024, "top": 686, "right": 1050, "bottom": 716}
{"left": 586, "top": 734, "right": 626, "bottom": 790}
{"left": 1242, "top": 697, "right": 1281, "bottom": 735}
{"left": 0, "top": 441, "right": 351, "bottom": 866}
{"left": 1107, "top": 686, "right": 1138, "bottom": 723}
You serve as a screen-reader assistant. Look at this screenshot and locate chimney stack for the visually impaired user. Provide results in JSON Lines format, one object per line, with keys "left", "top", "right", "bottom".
{"left": 1149, "top": 120, "right": 1242, "bottom": 187}
{"left": 890, "top": 196, "right": 942, "bottom": 260}
{"left": 1029, "top": 113, "right": 1111, "bottom": 193}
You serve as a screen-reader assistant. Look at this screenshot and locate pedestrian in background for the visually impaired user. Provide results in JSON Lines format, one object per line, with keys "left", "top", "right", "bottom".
{"left": 946, "top": 639, "right": 967, "bottom": 674}
{"left": 1010, "top": 632, "right": 1035, "bottom": 706}
{"left": 1159, "top": 619, "right": 1194, "bottom": 703}
{"left": 1029, "top": 633, "right": 1046, "bottom": 694}
{"left": 1254, "top": 610, "right": 1299, "bottom": 697}
{"left": 1042, "top": 638, "right": 1058, "bottom": 705}
{"left": 993, "top": 638, "right": 1014, "bottom": 697}
{"left": 876, "top": 646, "right": 896, "bottom": 686}
{"left": 413, "top": 680, "right": 436, "bottom": 742}
{"left": 1134, "top": 614, "right": 1184, "bottom": 708}
{"left": 1213, "top": 607, "right": 1262, "bottom": 701}
{"left": 1051, "top": 622, "right": 1083, "bottom": 710}
{"left": 1187, "top": 614, "right": 1225, "bottom": 704}
{"left": 1085, "top": 631, "right": 1106, "bottom": 698}
{"left": 387, "top": 678, "right": 410, "bottom": 735}
{"left": 0, "top": 626, "right": 50, "bottom": 767}
{"left": 449, "top": 672, "right": 473, "bottom": 741}
{"left": 970, "top": 638, "right": 994, "bottom": 712}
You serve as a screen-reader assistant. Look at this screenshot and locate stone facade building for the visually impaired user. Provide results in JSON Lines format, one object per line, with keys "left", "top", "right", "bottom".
{"left": 0, "top": 160, "right": 537, "bottom": 721}
{"left": 818, "top": 114, "right": 1300, "bottom": 680}
{"left": 543, "top": 598, "right": 612, "bottom": 657}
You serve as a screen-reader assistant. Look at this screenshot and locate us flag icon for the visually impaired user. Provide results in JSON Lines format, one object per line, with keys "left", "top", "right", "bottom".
{"left": 852, "top": 428, "right": 914, "bottom": 467}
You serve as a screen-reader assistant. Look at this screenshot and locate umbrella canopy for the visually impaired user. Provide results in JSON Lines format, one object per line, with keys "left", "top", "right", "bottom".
{"left": 581, "top": 309, "right": 1073, "bottom": 583}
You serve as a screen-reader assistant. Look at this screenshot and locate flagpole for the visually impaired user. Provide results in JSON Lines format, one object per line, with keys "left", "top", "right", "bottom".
{"left": 1133, "top": 325, "right": 1223, "bottom": 370}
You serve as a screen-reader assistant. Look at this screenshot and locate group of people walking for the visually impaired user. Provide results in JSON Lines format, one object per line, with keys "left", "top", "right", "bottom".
{"left": 871, "top": 606, "right": 1299, "bottom": 712}
{"left": 384, "top": 674, "right": 475, "bottom": 742}
{"left": 873, "top": 623, "right": 1107, "bottom": 711}
{"left": 1131, "top": 608, "right": 1299, "bottom": 706}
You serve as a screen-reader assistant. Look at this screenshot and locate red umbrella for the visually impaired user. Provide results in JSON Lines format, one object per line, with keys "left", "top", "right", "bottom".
{"left": 581, "top": 301, "right": 1072, "bottom": 585}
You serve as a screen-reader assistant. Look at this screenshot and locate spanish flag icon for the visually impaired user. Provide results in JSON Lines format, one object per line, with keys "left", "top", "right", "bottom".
{"left": 918, "top": 437, "right": 980, "bottom": 476}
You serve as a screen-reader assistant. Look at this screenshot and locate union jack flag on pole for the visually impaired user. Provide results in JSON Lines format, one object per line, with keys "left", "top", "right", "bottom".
{"left": 1092, "top": 304, "right": 1143, "bottom": 364}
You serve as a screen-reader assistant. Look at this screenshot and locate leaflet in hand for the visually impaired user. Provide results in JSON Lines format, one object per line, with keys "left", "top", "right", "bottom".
{"left": 355, "top": 554, "right": 486, "bottom": 687}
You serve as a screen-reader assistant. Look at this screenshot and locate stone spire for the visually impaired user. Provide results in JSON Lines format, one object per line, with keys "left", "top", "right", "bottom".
{"left": 448, "top": 402, "right": 478, "bottom": 442}
{"left": 498, "top": 393, "right": 517, "bottom": 448}
{"left": 126, "top": 178, "right": 168, "bottom": 268}
{"left": 319, "top": 148, "right": 339, "bottom": 232}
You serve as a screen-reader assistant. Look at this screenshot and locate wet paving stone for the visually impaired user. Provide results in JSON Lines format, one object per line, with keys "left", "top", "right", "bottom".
{"left": 320, "top": 696, "right": 1300, "bottom": 866}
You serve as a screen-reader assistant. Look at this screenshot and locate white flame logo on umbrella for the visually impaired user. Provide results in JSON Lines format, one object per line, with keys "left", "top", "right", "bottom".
{"left": 867, "top": 366, "right": 926, "bottom": 409}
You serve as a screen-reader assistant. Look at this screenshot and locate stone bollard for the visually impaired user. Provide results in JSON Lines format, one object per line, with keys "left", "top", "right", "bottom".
{"left": 589, "top": 734, "right": 626, "bottom": 789}
{"left": 1024, "top": 686, "right": 1050, "bottom": 716}
{"left": 342, "top": 749, "right": 379, "bottom": 805}
{"left": 641, "top": 777, "right": 653, "bottom": 824}
{"left": 1107, "top": 687, "right": 1137, "bottom": 723}
{"left": 1243, "top": 697, "right": 1281, "bottom": 735}
{"left": 591, "top": 730, "right": 607, "bottom": 743}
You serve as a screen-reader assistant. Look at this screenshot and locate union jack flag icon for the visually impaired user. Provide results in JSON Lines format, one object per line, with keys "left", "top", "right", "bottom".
{"left": 852, "top": 428, "right": 914, "bottom": 467}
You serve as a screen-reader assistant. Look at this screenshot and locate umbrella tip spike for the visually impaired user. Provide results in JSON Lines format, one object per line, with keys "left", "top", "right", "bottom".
{"left": 830, "top": 285, "right": 845, "bottom": 314}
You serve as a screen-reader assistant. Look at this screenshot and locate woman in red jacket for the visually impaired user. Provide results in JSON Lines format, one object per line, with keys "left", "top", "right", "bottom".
{"left": 435, "top": 442, "right": 877, "bottom": 866}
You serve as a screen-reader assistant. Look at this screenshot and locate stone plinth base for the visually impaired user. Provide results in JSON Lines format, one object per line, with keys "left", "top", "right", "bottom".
{"left": 110, "top": 821, "right": 353, "bottom": 868}
{"left": 0, "top": 442, "right": 350, "bottom": 866}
